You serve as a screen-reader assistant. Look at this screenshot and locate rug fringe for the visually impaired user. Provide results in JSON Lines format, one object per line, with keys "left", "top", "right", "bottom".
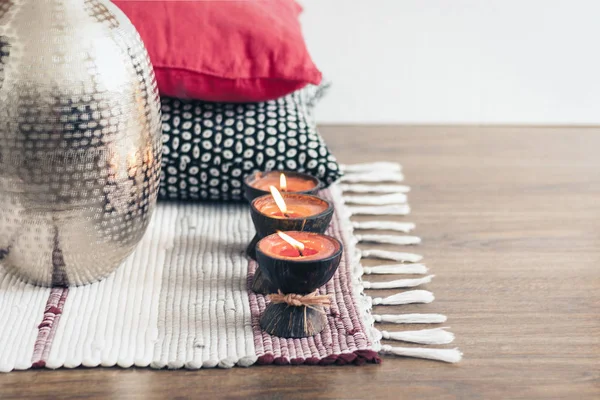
{"left": 360, "top": 249, "right": 423, "bottom": 263}
{"left": 341, "top": 162, "right": 402, "bottom": 173}
{"left": 373, "top": 313, "right": 447, "bottom": 324}
{"left": 379, "top": 327, "right": 454, "bottom": 345}
{"left": 347, "top": 205, "right": 410, "bottom": 216}
{"left": 363, "top": 264, "right": 428, "bottom": 275}
{"left": 340, "top": 183, "right": 411, "bottom": 194}
{"left": 341, "top": 172, "right": 404, "bottom": 183}
{"left": 339, "top": 162, "right": 462, "bottom": 363}
{"left": 356, "top": 234, "right": 421, "bottom": 245}
{"left": 353, "top": 221, "right": 415, "bottom": 233}
{"left": 344, "top": 193, "right": 407, "bottom": 205}
{"left": 363, "top": 275, "right": 434, "bottom": 290}
{"left": 372, "top": 290, "right": 435, "bottom": 305}
{"left": 380, "top": 345, "right": 463, "bottom": 363}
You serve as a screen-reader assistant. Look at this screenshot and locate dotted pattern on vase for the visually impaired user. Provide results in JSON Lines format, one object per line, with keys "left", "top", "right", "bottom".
{"left": 159, "top": 86, "right": 342, "bottom": 201}
{"left": 0, "top": 0, "right": 162, "bottom": 286}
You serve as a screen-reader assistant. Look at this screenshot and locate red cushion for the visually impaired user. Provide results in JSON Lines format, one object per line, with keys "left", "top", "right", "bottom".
{"left": 113, "top": 0, "right": 321, "bottom": 102}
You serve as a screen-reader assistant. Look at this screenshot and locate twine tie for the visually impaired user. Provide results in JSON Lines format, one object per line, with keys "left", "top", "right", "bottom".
{"left": 268, "top": 290, "right": 331, "bottom": 313}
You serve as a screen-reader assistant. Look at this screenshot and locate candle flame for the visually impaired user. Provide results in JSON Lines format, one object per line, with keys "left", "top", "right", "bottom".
{"left": 280, "top": 173, "right": 287, "bottom": 191}
{"left": 277, "top": 231, "right": 305, "bottom": 255}
{"left": 269, "top": 185, "right": 288, "bottom": 215}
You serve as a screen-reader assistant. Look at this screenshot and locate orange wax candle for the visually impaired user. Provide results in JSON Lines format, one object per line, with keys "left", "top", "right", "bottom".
{"left": 258, "top": 231, "right": 338, "bottom": 260}
{"left": 254, "top": 194, "right": 328, "bottom": 219}
{"left": 249, "top": 171, "right": 318, "bottom": 193}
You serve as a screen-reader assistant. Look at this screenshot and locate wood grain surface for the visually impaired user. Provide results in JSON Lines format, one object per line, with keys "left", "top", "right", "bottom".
{"left": 0, "top": 126, "right": 599, "bottom": 400}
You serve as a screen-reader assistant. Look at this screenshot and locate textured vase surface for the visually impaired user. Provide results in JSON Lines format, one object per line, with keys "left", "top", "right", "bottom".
{"left": 0, "top": 0, "right": 162, "bottom": 286}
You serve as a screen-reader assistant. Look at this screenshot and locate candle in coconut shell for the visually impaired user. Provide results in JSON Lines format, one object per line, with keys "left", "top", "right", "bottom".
{"left": 265, "top": 231, "right": 333, "bottom": 258}
{"left": 244, "top": 171, "right": 322, "bottom": 202}
{"left": 261, "top": 186, "right": 328, "bottom": 219}
{"left": 248, "top": 186, "right": 334, "bottom": 294}
{"left": 257, "top": 230, "right": 342, "bottom": 338}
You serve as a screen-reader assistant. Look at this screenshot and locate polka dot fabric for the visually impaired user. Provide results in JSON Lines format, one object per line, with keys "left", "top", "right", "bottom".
{"left": 159, "top": 85, "right": 341, "bottom": 201}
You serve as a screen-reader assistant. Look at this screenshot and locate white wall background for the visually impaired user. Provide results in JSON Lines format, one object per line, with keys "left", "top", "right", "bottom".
{"left": 299, "top": 0, "right": 600, "bottom": 124}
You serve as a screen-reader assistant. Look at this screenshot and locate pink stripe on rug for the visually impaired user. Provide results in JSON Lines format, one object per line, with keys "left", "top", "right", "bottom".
{"left": 31, "top": 288, "right": 69, "bottom": 368}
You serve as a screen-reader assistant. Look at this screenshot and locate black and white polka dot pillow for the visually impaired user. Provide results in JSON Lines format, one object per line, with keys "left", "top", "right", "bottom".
{"left": 159, "top": 84, "right": 342, "bottom": 201}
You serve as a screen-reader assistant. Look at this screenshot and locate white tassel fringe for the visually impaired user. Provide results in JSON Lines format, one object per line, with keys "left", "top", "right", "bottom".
{"left": 360, "top": 249, "right": 423, "bottom": 263}
{"left": 344, "top": 193, "right": 407, "bottom": 205}
{"left": 341, "top": 172, "right": 404, "bottom": 183}
{"left": 347, "top": 205, "right": 410, "bottom": 216}
{"left": 341, "top": 162, "right": 402, "bottom": 173}
{"left": 356, "top": 234, "right": 421, "bottom": 245}
{"left": 372, "top": 290, "right": 434, "bottom": 305}
{"left": 373, "top": 313, "right": 447, "bottom": 324}
{"left": 340, "top": 184, "right": 411, "bottom": 194}
{"left": 363, "top": 275, "right": 434, "bottom": 289}
{"left": 338, "top": 163, "right": 462, "bottom": 363}
{"left": 353, "top": 221, "right": 415, "bottom": 233}
{"left": 380, "top": 345, "right": 463, "bottom": 363}
{"left": 363, "top": 264, "right": 428, "bottom": 275}
{"left": 380, "top": 327, "right": 454, "bottom": 345}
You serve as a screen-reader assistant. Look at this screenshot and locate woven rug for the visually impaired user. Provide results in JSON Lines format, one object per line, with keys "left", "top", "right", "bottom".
{"left": 0, "top": 163, "right": 461, "bottom": 372}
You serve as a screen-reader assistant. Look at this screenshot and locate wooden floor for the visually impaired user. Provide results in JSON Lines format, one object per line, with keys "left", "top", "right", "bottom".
{"left": 1, "top": 126, "right": 599, "bottom": 399}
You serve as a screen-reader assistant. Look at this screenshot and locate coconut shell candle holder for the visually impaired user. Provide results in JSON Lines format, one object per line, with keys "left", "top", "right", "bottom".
{"left": 257, "top": 231, "right": 343, "bottom": 338}
{"left": 248, "top": 191, "right": 334, "bottom": 294}
{"left": 243, "top": 170, "right": 322, "bottom": 202}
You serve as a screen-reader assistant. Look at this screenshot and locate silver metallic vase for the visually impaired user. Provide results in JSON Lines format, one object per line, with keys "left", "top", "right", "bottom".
{"left": 0, "top": 0, "right": 162, "bottom": 286}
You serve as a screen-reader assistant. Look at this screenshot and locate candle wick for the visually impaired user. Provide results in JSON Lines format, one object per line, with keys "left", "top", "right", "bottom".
{"left": 297, "top": 248, "right": 304, "bottom": 257}
{"left": 284, "top": 212, "right": 290, "bottom": 218}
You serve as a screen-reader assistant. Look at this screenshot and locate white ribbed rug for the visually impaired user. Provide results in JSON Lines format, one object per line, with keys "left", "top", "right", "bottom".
{"left": 0, "top": 163, "right": 461, "bottom": 372}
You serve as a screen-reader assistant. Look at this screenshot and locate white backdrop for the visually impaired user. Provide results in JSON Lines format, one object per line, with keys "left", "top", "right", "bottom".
{"left": 299, "top": 0, "right": 599, "bottom": 124}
